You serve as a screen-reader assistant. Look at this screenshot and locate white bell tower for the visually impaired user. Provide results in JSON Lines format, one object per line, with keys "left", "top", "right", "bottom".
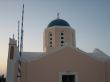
{"left": 43, "top": 17, "right": 76, "bottom": 53}
{"left": 6, "top": 36, "right": 17, "bottom": 82}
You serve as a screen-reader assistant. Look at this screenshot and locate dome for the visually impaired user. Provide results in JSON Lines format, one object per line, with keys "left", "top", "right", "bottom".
{"left": 48, "top": 19, "right": 70, "bottom": 27}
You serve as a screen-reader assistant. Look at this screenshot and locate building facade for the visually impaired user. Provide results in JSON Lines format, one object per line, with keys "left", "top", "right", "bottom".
{"left": 6, "top": 17, "right": 110, "bottom": 82}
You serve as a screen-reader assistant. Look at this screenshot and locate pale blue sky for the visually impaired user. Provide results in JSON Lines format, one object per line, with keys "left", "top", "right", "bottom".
{"left": 0, "top": 0, "right": 110, "bottom": 75}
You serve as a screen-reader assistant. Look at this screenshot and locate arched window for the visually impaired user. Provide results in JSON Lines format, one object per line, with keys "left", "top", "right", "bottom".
{"left": 10, "top": 46, "right": 14, "bottom": 59}
{"left": 49, "top": 32, "right": 53, "bottom": 47}
{"left": 60, "top": 32, "right": 65, "bottom": 47}
{"left": 61, "top": 33, "right": 64, "bottom": 35}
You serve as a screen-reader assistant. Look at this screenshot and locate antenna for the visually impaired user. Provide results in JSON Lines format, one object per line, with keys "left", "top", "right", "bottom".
{"left": 17, "top": 4, "right": 24, "bottom": 82}
{"left": 18, "top": 21, "right": 20, "bottom": 51}
{"left": 20, "top": 3, "right": 24, "bottom": 55}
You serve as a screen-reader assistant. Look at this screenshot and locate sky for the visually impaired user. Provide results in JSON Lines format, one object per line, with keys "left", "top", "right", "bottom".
{"left": 0, "top": 0, "right": 110, "bottom": 75}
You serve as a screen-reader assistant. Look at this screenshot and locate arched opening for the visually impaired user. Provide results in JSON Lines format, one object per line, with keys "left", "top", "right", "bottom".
{"left": 49, "top": 32, "right": 53, "bottom": 47}
{"left": 10, "top": 46, "right": 14, "bottom": 59}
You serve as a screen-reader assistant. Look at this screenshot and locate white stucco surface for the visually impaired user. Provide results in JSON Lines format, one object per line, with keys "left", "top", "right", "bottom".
{"left": 21, "top": 52, "right": 45, "bottom": 62}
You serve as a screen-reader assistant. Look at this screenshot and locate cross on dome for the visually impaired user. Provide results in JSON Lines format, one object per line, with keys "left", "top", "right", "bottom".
{"left": 57, "top": 13, "right": 60, "bottom": 19}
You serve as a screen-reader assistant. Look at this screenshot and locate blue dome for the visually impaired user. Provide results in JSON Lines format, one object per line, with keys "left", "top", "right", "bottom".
{"left": 48, "top": 19, "right": 70, "bottom": 27}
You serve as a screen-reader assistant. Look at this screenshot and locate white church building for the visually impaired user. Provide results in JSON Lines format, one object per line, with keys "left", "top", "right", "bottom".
{"left": 6, "top": 16, "right": 110, "bottom": 82}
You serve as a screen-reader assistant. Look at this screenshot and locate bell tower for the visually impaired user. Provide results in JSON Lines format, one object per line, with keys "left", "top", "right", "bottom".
{"left": 6, "top": 35, "right": 17, "bottom": 82}
{"left": 43, "top": 17, "right": 76, "bottom": 53}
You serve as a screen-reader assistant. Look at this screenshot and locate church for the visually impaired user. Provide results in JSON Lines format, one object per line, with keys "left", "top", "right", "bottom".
{"left": 6, "top": 16, "right": 110, "bottom": 82}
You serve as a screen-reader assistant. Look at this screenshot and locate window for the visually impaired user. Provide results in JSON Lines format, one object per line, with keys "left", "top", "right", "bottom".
{"left": 50, "top": 38, "right": 52, "bottom": 40}
{"left": 10, "top": 46, "right": 14, "bottom": 59}
{"left": 61, "top": 41, "right": 64, "bottom": 43}
{"left": 49, "top": 32, "right": 53, "bottom": 47}
{"left": 60, "top": 32, "right": 65, "bottom": 47}
{"left": 61, "top": 37, "right": 64, "bottom": 39}
{"left": 62, "top": 75, "right": 75, "bottom": 82}
{"left": 50, "top": 41, "right": 52, "bottom": 44}
{"left": 61, "top": 33, "right": 64, "bottom": 35}
{"left": 61, "top": 41, "right": 64, "bottom": 47}
{"left": 50, "top": 45, "right": 52, "bottom": 47}
{"left": 50, "top": 33, "right": 52, "bottom": 36}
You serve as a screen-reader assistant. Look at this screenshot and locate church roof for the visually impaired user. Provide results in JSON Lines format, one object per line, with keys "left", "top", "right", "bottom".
{"left": 48, "top": 18, "right": 70, "bottom": 27}
{"left": 22, "top": 52, "right": 45, "bottom": 62}
{"left": 76, "top": 48, "right": 110, "bottom": 62}
{"left": 21, "top": 47, "right": 110, "bottom": 62}
{"left": 88, "top": 48, "right": 110, "bottom": 62}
